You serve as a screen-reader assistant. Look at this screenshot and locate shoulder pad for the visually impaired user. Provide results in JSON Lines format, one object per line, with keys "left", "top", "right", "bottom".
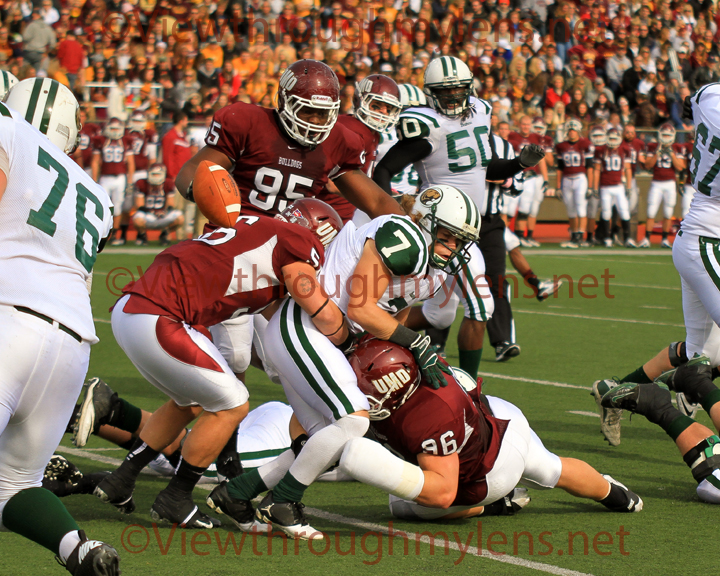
{"left": 397, "top": 111, "right": 437, "bottom": 141}
{"left": 374, "top": 217, "right": 428, "bottom": 276}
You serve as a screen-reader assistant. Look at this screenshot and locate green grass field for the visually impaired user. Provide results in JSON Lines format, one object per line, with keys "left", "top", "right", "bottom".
{"left": 1, "top": 246, "right": 715, "bottom": 576}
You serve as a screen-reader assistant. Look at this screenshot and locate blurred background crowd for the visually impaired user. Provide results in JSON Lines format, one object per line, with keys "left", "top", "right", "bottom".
{"left": 0, "top": 0, "right": 714, "bottom": 138}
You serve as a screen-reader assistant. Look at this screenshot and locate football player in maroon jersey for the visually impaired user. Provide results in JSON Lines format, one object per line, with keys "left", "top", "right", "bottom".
{"left": 132, "top": 163, "right": 183, "bottom": 246}
{"left": 592, "top": 128, "right": 635, "bottom": 247}
{"left": 126, "top": 112, "right": 158, "bottom": 185}
{"left": 72, "top": 104, "right": 101, "bottom": 178}
{"left": 339, "top": 340, "right": 643, "bottom": 519}
{"left": 620, "top": 124, "right": 645, "bottom": 219}
{"left": 91, "top": 118, "right": 135, "bottom": 245}
{"left": 508, "top": 116, "right": 549, "bottom": 247}
{"left": 93, "top": 199, "right": 347, "bottom": 529}
{"left": 175, "top": 60, "right": 404, "bottom": 221}
{"left": 641, "top": 124, "right": 686, "bottom": 248}
{"left": 556, "top": 118, "right": 595, "bottom": 248}
{"left": 317, "top": 74, "right": 402, "bottom": 223}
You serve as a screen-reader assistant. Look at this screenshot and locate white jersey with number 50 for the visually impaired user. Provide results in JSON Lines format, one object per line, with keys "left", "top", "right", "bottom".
{"left": 396, "top": 96, "right": 493, "bottom": 210}
{"left": 0, "top": 102, "right": 113, "bottom": 343}
{"left": 685, "top": 83, "right": 720, "bottom": 238}
{"left": 320, "top": 214, "right": 446, "bottom": 333}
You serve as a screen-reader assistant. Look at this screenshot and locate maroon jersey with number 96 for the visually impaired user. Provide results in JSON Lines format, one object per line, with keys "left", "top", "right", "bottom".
{"left": 120, "top": 217, "right": 324, "bottom": 327}
{"left": 206, "top": 102, "right": 365, "bottom": 217}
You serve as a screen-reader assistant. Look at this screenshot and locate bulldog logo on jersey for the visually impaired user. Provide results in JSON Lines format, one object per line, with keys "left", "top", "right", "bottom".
{"left": 419, "top": 187, "right": 443, "bottom": 206}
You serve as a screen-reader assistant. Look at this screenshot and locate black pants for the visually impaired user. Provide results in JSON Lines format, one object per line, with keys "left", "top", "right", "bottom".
{"left": 477, "top": 215, "right": 514, "bottom": 347}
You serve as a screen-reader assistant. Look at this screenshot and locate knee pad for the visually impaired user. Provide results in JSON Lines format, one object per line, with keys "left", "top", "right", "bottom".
{"left": 697, "top": 470, "right": 720, "bottom": 504}
{"left": 669, "top": 342, "right": 688, "bottom": 367}
{"left": 684, "top": 436, "right": 720, "bottom": 484}
{"left": 292, "top": 434, "right": 309, "bottom": 457}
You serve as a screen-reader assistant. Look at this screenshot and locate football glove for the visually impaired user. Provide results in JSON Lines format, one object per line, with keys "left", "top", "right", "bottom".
{"left": 408, "top": 334, "right": 452, "bottom": 389}
{"left": 682, "top": 95, "right": 694, "bottom": 122}
{"left": 586, "top": 188, "right": 598, "bottom": 199}
{"left": 518, "top": 144, "right": 545, "bottom": 168}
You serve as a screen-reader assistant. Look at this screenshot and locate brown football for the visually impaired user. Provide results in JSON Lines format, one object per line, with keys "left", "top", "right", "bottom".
{"left": 193, "top": 160, "right": 241, "bottom": 228}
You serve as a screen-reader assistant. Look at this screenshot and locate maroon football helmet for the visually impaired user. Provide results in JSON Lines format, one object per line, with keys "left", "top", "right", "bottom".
{"left": 349, "top": 339, "right": 421, "bottom": 421}
{"left": 276, "top": 198, "right": 343, "bottom": 247}
{"left": 147, "top": 162, "right": 166, "bottom": 186}
{"left": 353, "top": 74, "right": 402, "bottom": 132}
{"left": 277, "top": 60, "right": 341, "bottom": 147}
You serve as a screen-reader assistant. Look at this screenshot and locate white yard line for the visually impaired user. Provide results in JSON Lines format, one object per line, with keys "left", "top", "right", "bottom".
{"left": 566, "top": 411, "right": 600, "bottom": 418}
{"left": 512, "top": 308, "right": 683, "bottom": 328}
{"left": 479, "top": 372, "right": 589, "bottom": 391}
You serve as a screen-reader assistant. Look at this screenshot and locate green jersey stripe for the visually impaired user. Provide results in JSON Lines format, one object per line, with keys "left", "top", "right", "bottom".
{"left": 0, "top": 102, "right": 11, "bottom": 118}
{"left": 39, "top": 80, "right": 59, "bottom": 135}
{"left": 292, "top": 301, "right": 355, "bottom": 415}
{"left": 699, "top": 237, "right": 720, "bottom": 292}
{"left": 461, "top": 261, "right": 488, "bottom": 321}
{"left": 25, "top": 78, "right": 44, "bottom": 125}
{"left": 279, "top": 299, "right": 341, "bottom": 420}
{"left": 400, "top": 110, "right": 440, "bottom": 127}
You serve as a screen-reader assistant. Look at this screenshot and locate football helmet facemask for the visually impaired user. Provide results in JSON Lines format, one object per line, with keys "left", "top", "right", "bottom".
{"left": 276, "top": 197, "right": 343, "bottom": 247}
{"left": 607, "top": 128, "right": 622, "bottom": 149}
{"left": 147, "top": 163, "right": 166, "bottom": 186}
{"left": 277, "top": 59, "right": 341, "bottom": 148}
{"left": 350, "top": 338, "right": 421, "bottom": 421}
{"left": 354, "top": 74, "right": 402, "bottom": 132}
{"left": 5, "top": 78, "right": 81, "bottom": 154}
{"left": 658, "top": 123, "right": 676, "bottom": 146}
{"left": 589, "top": 125, "right": 607, "bottom": 147}
{"left": 104, "top": 117, "right": 125, "bottom": 141}
{"left": 0, "top": 70, "right": 19, "bottom": 101}
{"left": 129, "top": 112, "right": 146, "bottom": 133}
{"left": 532, "top": 116, "right": 547, "bottom": 136}
{"left": 423, "top": 56, "right": 474, "bottom": 117}
{"left": 412, "top": 184, "right": 480, "bottom": 275}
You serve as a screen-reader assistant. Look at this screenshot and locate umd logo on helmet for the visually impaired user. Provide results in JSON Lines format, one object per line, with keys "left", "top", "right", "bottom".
{"left": 419, "top": 187, "right": 443, "bottom": 206}
{"left": 372, "top": 368, "right": 411, "bottom": 394}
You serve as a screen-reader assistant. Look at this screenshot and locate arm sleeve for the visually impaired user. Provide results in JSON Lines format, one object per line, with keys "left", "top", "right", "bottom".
{"left": 485, "top": 155, "right": 525, "bottom": 180}
{"left": 331, "top": 129, "right": 364, "bottom": 180}
{"left": 372, "top": 138, "right": 432, "bottom": 194}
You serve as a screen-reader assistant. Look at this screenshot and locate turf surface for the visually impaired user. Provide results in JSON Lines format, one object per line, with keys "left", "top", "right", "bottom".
{"left": 1, "top": 246, "right": 716, "bottom": 576}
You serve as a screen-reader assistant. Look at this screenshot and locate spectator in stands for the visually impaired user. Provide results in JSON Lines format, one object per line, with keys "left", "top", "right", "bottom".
{"left": 564, "top": 89, "right": 586, "bottom": 119}
{"left": 690, "top": 54, "right": 720, "bottom": 91}
{"left": 587, "top": 77, "right": 615, "bottom": 107}
{"left": 22, "top": 8, "right": 56, "bottom": 69}
{"left": 56, "top": 30, "right": 84, "bottom": 88}
{"left": 634, "top": 92, "right": 659, "bottom": 128}
{"left": 622, "top": 56, "right": 646, "bottom": 107}
{"left": 40, "top": 0, "right": 59, "bottom": 26}
{"left": 618, "top": 96, "right": 635, "bottom": 126}
{"left": 171, "top": 69, "right": 201, "bottom": 109}
{"left": 607, "top": 43, "right": 632, "bottom": 95}
{"left": 197, "top": 57, "right": 219, "bottom": 90}
{"left": 108, "top": 74, "right": 130, "bottom": 123}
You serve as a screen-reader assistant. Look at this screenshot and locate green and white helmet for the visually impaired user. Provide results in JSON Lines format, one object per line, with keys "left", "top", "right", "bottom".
{"left": 5, "top": 78, "right": 81, "bottom": 154}
{"left": 450, "top": 366, "right": 477, "bottom": 393}
{"left": 0, "top": 70, "right": 18, "bottom": 101}
{"left": 412, "top": 184, "right": 480, "bottom": 274}
{"left": 398, "top": 83, "right": 427, "bottom": 108}
{"left": 423, "top": 56, "right": 474, "bottom": 117}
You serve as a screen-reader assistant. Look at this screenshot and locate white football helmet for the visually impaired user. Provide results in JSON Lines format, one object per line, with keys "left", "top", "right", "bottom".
{"left": 129, "top": 112, "right": 146, "bottom": 133}
{"left": 564, "top": 118, "right": 583, "bottom": 140}
{"left": 450, "top": 367, "right": 477, "bottom": 393}
{"left": 589, "top": 125, "right": 607, "bottom": 147}
{"left": 0, "top": 70, "right": 19, "bottom": 101}
{"left": 398, "top": 83, "right": 427, "bottom": 108}
{"left": 658, "top": 123, "right": 676, "bottom": 146}
{"left": 607, "top": 128, "right": 622, "bottom": 149}
{"left": 532, "top": 116, "right": 547, "bottom": 137}
{"left": 353, "top": 74, "right": 401, "bottom": 132}
{"left": 147, "top": 162, "right": 166, "bottom": 186}
{"left": 423, "top": 56, "right": 474, "bottom": 117}
{"left": 103, "top": 117, "right": 125, "bottom": 141}
{"left": 4, "top": 78, "right": 81, "bottom": 154}
{"left": 412, "top": 184, "right": 480, "bottom": 274}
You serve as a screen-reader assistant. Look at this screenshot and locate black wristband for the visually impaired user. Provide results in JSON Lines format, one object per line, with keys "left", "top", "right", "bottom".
{"left": 387, "top": 324, "right": 421, "bottom": 348}
{"left": 186, "top": 181, "right": 195, "bottom": 203}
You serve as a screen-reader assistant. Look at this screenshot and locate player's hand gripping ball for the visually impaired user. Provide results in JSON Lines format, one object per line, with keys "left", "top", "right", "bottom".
{"left": 193, "top": 160, "right": 241, "bottom": 227}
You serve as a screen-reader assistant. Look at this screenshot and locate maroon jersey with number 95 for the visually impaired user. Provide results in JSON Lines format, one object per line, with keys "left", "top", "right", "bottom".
{"left": 206, "top": 102, "right": 365, "bottom": 217}
{"left": 120, "top": 216, "right": 324, "bottom": 327}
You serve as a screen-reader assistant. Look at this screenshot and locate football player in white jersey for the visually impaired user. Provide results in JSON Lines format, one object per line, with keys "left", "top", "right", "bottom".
{"left": 206, "top": 185, "right": 479, "bottom": 539}
{"left": 0, "top": 70, "right": 18, "bottom": 100}
{"left": 0, "top": 79, "right": 118, "bottom": 574}
{"left": 373, "top": 56, "right": 544, "bottom": 379}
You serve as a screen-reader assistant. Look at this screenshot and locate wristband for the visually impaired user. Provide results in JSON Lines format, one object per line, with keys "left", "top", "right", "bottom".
{"left": 388, "top": 324, "right": 420, "bottom": 348}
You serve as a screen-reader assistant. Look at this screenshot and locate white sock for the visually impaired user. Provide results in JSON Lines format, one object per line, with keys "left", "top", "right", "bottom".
{"left": 287, "top": 415, "right": 369, "bottom": 486}
{"left": 258, "top": 449, "right": 295, "bottom": 489}
{"left": 58, "top": 530, "right": 82, "bottom": 563}
{"left": 340, "top": 437, "right": 425, "bottom": 500}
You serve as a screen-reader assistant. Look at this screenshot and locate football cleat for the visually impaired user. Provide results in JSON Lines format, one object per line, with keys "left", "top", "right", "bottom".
{"left": 159, "top": 230, "right": 170, "bottom": 246}
{"left": 661, "top": 238, "right": 672, "bottom": 248}
{"left": 536, "top": 278, "right": 563, "bottom": 301}
{"left": 591, "top": 379, "right": 622, "bottom": 446}
{"left": 600, "top": 475, "right": 644, "bottom": 513}
{"left": 675, "top": 393, "right": 700, "bottom": 419}
{"left": 134, "top": 232, "right": 148, "bottom": 246}
{"left": 601, "top": 381, "right": 674, "bottom": 421}
{"left": 73, "top": 378, "right": 118, "bottom": 448}
{"left": 656, "top": 354, "right": 711, "bottom": 417}
{"left": 480, "top": 487, "right": 531, "bottom": 516}
{"left": 495, "top": 341, "right": 521, "bottom": 362}
{"left": 206, "top": 482, "right": 271, "bottom": 532}
{"left": 638, "top": 237, "right": 651, "bottom": 248}
{"left": 604, "top": 238, "right": 613, "bottom": 248}
{"left": 150, "top": 488, "right": 220, "bottom": 529}
{"left": 44, "top": 455, "right": 84, "bottom": 483}
{"left": 560, "top": 240, "right": 579, "bottom": 249}
{"left": 255, "top": 491, "right": 322, "bottom": 540}
{"left": 110, "top": 238, "right": 125, "bottom": 246}
{"left": 94, "top": 472, "right": 136, "bottom": 514}
{"left": 518, "top": 237, "right": 532, "bottom": 247}
{"left": 526, "top": 238, "right": 541, "bottom": 247}
{"left": 624, "top": 239, "right": 637, "bottom": 248}
{"left": 58, "top": 530, "right": 120, "bottom": 576}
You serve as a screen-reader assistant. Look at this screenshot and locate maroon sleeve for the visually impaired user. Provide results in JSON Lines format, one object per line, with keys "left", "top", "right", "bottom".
{"left": 647, "top": 142, "right": 658, "bottom": 155}
{"left": 673, "top": 143, "right": 685, "bottom": 158}
{"left": 205, "top": 102, "right": 250, "bottom": 161}
{"left": 271, "top": 223, "right": 326, "bottom": 279}
{"left": 401, "top": 399, "right": 467, "bottom": 457}
{"left": 136, "top": 179, "right": 148, "bottom": 194}
{"left": 330, "top": 125, "right": 364, "bottom": 179}
{"left": 91, "top": 135, "right": 103, "bottom": 152}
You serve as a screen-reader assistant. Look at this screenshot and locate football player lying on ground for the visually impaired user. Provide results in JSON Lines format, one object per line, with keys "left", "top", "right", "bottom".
{"left": 93, "top": 198, "right": 346, "bottom": 529}
{"left": 208, "top": 186, "right": 485, "bottom": 538}
{"left": 597, "top": 355, "right": 720, "bottom": 504}
{"left": 206, "top": 338, "right": 642, "bottom": 527}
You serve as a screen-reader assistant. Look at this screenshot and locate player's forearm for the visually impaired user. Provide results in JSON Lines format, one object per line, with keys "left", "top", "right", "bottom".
{"left": 485, "top": 156, "right": 525, "bottom": 180}
{"left": 415, "top": 470, "right": 458, "bottom": 508}
{"left": 347, "top": 302, "right": 400, "bottom": 339}
{"left": 372, "top": 163, "right": 394, "bottom": 194}
{"left": 539, "top": 158, "right": 548, "bottom": 180}
{"left": 336, "top": 170, "right": 403, "bottom": 217}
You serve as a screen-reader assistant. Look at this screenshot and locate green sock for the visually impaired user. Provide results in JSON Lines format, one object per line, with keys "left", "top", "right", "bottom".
{"left": 227, "top": 468, "right": 267, "bottom": 501}
{"left": 272, "top": 472, "right": 307, "bottom": 503}
{"left": 2, "top": 487, "right": 79, "bottom": 555}
{"left": 701, "top": 388, "right": 720, "bottom": 414}
{"left": 665, "top": 415, "right": 696, "bottom": 441}
{"left": 116, "top": 399, "right": 143, "bottom": 434}
{"left": 458, "top": 348, "right": 482, "bottom": 379}
{"left": 620, "top": 366, "right": 652, "bottom": 384}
